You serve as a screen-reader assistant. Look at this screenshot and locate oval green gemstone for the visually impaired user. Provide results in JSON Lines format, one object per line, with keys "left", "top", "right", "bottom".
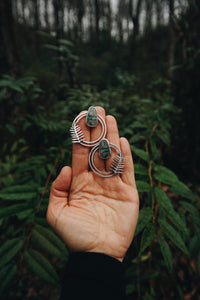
{"left": 99, "top": 139, "right": 111, "bottom": 159}
{"left": 86, "top": 106, "right": 98, "bottom": 127}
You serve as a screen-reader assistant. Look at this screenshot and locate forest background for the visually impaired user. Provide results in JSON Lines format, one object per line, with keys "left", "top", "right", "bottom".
{"left": 0, "top": 0, "right": 200, "bottom": 299}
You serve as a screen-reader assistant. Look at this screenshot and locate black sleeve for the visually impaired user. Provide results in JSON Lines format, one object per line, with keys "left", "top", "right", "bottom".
{"left": 60, "top": 252, "right": 126, "bottom": 300}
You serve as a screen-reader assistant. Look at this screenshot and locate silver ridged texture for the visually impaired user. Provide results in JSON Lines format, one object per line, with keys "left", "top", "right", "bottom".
{"left": 70, "top": 124, "right": 84, "bottom": 143}
{"left": 70, "top": 111, "right": 107, "bottom": 147}
{"left": 110, "top": 154, "right": 124, "bottom": 174}
{"left": 89, "top": 142, "right": 124, "bottom": 177}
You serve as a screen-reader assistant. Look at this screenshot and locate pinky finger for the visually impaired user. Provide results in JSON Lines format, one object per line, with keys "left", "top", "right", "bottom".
{"left": 120, "top": 137, "right": 136, "bottom": 188}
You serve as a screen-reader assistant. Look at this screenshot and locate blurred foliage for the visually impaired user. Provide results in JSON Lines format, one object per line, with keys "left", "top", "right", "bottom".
{"left": 0, "top": 63, "right": 199, "bottom": 299}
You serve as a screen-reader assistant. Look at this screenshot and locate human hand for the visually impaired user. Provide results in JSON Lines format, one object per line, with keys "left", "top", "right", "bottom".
{"left": 47, "top": 107, "right": 139, "bottom": 262}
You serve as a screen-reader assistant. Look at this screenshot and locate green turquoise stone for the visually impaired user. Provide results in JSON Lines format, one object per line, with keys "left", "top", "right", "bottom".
{"left": 99, "top": 139, "right": 111, "bottom": 159}
{"left": 86, "top": 106, "right": 98, "bottom": 127}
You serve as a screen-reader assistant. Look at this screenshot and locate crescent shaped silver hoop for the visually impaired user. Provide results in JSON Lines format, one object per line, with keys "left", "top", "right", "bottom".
{"left": 89, "top": 143, "right": 125, "bottom": 177}
{"left": 70, "top": 111, "right": 107, "bottom": 147}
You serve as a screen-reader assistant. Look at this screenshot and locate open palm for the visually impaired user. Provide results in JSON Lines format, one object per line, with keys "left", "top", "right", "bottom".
{"left": 47, "top": 107, "right": 139, "bottom": 261}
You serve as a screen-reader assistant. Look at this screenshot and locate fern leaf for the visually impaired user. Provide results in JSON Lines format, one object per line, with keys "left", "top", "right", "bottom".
{"left": 136, "top": 181, "right": 151, "bottom": 192}
{"left": 150, "top": 141, "right": 161, "bottom": 160}
{"left": 135, "top": 207, "right": 153, "bottom": 236}
{"left": 158, "top": 218, "right": 189, "bottom": 256}
{"left": 153, "top": 165, "right": 186, "bottom": 188}
{"left": 134, "top": 164, "right": 148, "bottom": 175}
{"left": 0, "top": 238, "right": 20, "bottom": 256}
{"left": 32, "top": 226, "right": 68, "bottom": 261}
{"left": 153, "top": 165, "right": 190, "bottom": 193}
{"left": 0, "top": 203, "right": 31, "bottom": 219}
{"left": 35, "top": 225, "right": 68, "bottom": 255}
{"left": 35, "top": 217, "right": 49, "bottom": 227}
{"left": 155, "top": 187, "right": 189, "bottom": 238}
{"left": 0, "top": 192, "right": 37, "bottom": 201}
{"left": 0, "top": 184, "right": 37, "bottom": 193}
{"left": 180, "top": 201, "right": 200, "bottom": 218}
{"left": 0, "top": 264, "right": 17, "bottom": 295}
{"left": 139, "top": 223, "right": 156, "bottom": 255}
{"left": 0, "top": 239, "right": 23, "bottom": 268}
{"left": 156, "top": 131, "right": 170, "bottom": 146}
{"left": 153, "top": 165, "right": 178, "bottom": 180}
{"left": 133, "top": 149, "right": 150, "bottom": 162}
{"left": 24, "top": 249, "right": 60, "bottom": 285}
{"left": 17, "top": 209, "right": 34, "bottom": 220}
{"left": 169, "top": 186, "right": 196, "bottom": 201}
{"left": 189, "top": 235, "right": 200, "bottom": 258}
{"left": 158, "top": 232, "right": 173, "bottom": 274}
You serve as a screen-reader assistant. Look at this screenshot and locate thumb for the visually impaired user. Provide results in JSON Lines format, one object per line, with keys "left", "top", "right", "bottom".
{"left": 47, "top": 166, "right": 72, "bottom": 225}
{"left": 51, "top": 166, "right": 72, "bottom": 195}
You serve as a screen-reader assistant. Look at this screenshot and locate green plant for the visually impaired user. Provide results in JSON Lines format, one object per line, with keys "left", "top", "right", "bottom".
{"left": 44, "top": 36, "right": 79, "bottom": 87}
{"left": 0, "top": 74, "right": 199, "bottom": 299}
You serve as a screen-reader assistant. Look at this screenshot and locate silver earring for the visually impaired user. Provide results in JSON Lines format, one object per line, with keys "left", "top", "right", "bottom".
{"left": 70, "top": 106, "right": 107, "bottom": 147}
{"left": 89, "top": 139, "right": 124, "bottom": 177}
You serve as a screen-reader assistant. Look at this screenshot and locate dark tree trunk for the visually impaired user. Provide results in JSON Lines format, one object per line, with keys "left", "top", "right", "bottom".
{"left": 54, "top": 0, "right": 59, "bottom": 36}
{"left": 117, "top": 18, "right": 123, "bottom": 43}
{"left": 44, "top": 0, "right": 50, "bottom": 29}
{"left": 53, "top": 0, "right": 63, "bottom": 40}
{"left": 53, "top": 0, "right": 64, "bottom": 77}
{"left": 145, "top": 0, "right": 153, "bottom": 32}
{"left": 0, "top": 0, "right": 21, "bottom": 125}
{"left": 107, "top": 0, "right": 112, "bottom": 38}
{"left": 168, "top": 0, "right": 176, "bottom": 78}
{"left": 94, "top": 0, "right": 100, "bottom": 40}
{"left": 64, "top": 1, "right": 71, "bottom": 37}
{"left": 0, "top": 0, "right": 20, "bottom": 75}
{"left": 33, "top": 0, "right": 40, "bottom": 30}
{"left": 77, "top": 0, "right": 84, "bottom": 41}
{"left": 88, "top": 0, "right": 94, "bottom": 41}
{"left": 128, "top": 0, "right": 143, "bottom": 70}
{"left": 117, "top": 0, "right": 124, "bottom": 42}
{"left": 60, "top": 0, "right": 64, "bottom": 38}
{"left": 12, "top": 0, "right": 18, "bottom": 21}
{"left": 21, "top": 0, "right": 26, "bottom": 23}
{"left": 129, "top": 0, "right": 143, "bottom": 38}
{"left": 156, "top": 0, "right": 162, "bottom": 26}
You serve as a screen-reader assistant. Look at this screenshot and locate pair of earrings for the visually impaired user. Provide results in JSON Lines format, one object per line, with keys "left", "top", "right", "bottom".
{"left": 70, "top": 106, "right": 124, "bottom": 177}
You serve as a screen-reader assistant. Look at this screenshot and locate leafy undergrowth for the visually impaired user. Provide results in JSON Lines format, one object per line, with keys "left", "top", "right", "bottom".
{"left": 0, "top": 72, "right": 200, "bottom": 299}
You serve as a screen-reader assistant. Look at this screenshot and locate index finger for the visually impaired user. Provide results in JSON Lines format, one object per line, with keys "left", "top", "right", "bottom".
{"left": 72, "top": 111, "right": 90, "bottom": 175}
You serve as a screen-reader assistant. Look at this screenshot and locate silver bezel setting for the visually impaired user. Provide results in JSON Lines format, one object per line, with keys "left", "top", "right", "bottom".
{"left": 89, "top": 143, "right": 124, "bottom": 177}
{"left": 70, "top": 111, "right": 107, "bottom": 147}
